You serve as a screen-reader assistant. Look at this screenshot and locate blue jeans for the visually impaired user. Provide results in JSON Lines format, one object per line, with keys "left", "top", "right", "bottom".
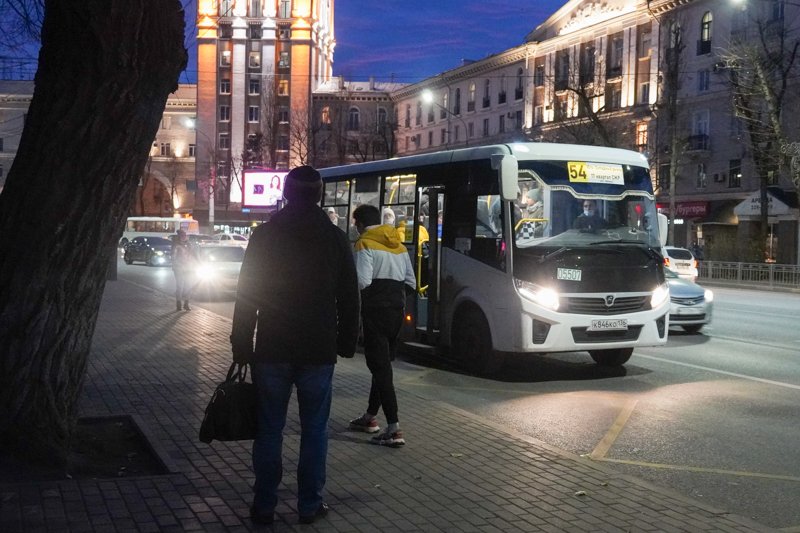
{"left": 251, "top": 362, "right": 334, "bottom": 517}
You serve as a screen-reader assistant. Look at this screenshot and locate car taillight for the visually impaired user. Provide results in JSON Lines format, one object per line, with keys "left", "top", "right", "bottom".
{"left": 692, "top": 259, "right": 698, "bottom": 268}
{"left": 664, "top": 257, "right": 671, "bottom": 268}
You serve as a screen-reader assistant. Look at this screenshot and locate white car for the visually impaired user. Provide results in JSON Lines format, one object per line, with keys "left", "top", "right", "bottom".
{"left": 213, "top": 233, "right": 249, "bottom": 247}
{"left": 662, "top": 246, "right": 698, "bottom": 281}
{"left": 192, "top": 245, "right": 246, "bottom": 300}
{"left": 666, "top": 268, "right": 713, "bottom": 333}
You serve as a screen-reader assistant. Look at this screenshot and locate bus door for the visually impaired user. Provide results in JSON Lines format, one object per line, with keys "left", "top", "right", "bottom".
{"left": 416, "top": 188, "right": 443, "bottom": 341}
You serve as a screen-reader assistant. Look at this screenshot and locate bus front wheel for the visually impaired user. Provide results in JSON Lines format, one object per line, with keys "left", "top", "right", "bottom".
{"left": 452, "top": 306, "right": 502, "bottom": 376}
{"left": 589, "top": 348, "right": 633, "bottom": 367}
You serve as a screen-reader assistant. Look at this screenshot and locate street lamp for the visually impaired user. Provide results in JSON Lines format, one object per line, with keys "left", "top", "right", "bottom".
{"left": 185, "top": 117, "right": 216, "bottom": 233}
{"left": 421, "top": 89, "right": 469, "bottom": 147}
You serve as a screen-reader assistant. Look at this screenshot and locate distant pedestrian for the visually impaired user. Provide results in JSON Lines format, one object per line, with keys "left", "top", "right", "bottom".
{"left": 348, "top": 204, "right": 416, "bottom": 447}
{"left": 171, "top": 229, "right": 197, "bottom": 311}
{"left": 230, "top": 165, "right": 360, "bottom": 526}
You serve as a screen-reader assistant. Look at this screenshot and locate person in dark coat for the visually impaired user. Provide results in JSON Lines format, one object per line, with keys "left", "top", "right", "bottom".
{"left": 573, "top": 199, "right": 607, "bottom": 231}
{"left": 230, "top": 165, "right": 359, "bottom": 526}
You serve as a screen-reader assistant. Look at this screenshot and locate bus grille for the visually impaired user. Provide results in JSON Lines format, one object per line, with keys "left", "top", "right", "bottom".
{"left": 564, "top": 295, "right": 649, "bottom": 315}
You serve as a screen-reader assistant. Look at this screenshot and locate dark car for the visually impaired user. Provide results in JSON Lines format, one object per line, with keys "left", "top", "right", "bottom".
{"left": 188, "top": 234, "right": 215, "bottom": 245}
{"left": 123, "top": 236, "right": 173, "bottom": 266}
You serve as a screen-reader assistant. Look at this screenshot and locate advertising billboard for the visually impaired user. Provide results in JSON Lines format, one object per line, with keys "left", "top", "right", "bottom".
{"left": 242, "top": 169, "right": 287, "bottom": 208}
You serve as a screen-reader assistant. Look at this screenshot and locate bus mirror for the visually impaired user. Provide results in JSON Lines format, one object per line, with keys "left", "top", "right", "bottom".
{"left": 657, "top": 213, "right": 668, "bottom": 247}
{"left": 492, "top": 154, "right": 519, "bottom": 201}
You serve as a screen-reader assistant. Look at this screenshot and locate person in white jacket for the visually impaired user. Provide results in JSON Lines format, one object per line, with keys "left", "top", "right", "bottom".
{"left": 348, "top": 204, "right": 416, "bottom": 447}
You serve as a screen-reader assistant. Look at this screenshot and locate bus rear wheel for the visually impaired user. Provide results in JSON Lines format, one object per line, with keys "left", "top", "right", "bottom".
{"left": 452, "top": 306, "right": 502, "bottom": 376}
{"left": 589, "top": 348, "right": 633, "bottom": 367}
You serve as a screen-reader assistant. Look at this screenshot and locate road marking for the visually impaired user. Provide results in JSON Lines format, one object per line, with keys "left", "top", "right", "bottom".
{"left": 592, "top": 457, "right": 800, "bottom": 483}
{"left": 635, "top": 353, "right": 800, "bottom": 391}
{"left": 590, "top": 399, "right": 638, "bottom": 460}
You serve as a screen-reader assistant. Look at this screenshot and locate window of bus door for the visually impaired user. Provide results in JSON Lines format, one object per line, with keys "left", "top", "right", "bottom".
{"left": 382, "top": 173, "right": 417, "bottom": 244}
{"left": 347, "top": 175, "right": 381, "bottom": 242}
{"left": 322, "top": 179, "right": 351, "bottom": 233}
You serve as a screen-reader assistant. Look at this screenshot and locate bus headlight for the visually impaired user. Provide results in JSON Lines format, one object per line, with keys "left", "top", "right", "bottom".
{"left": 514, "top": 279, "right": 560, "bottom": 311}
{"left": 650, "top": 283, "right": 669, "bottom": 308}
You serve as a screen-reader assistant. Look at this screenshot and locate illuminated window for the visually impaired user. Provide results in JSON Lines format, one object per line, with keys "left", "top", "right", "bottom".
{"left": 278, "top": 80, "right": 289, "bottom": 95}
{"left": 279, "top": 51, "right": 290, "bottom": 68}
{"left": 220, "top": 50, "right": 231, "bottom": 66}
{"left": 249, "top": 51, "right": 261, "bottom": 69}
{"left": 468, "top": 82, "right": 476, "bottom": 112}
{"left": 636, "top": 122, "right": 648, "bottom": 151}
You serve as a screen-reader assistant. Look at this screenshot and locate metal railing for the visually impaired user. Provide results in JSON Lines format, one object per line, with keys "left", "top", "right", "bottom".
{"left": 698, "top": 261, "right": 800, "bottom": 289}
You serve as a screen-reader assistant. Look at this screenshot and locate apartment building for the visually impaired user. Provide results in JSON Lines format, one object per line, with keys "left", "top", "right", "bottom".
{"left": 0, "top": 81, "right": 197, "bottom": 218}
{"left": 194, "top": 0, "right": 334, "bottom": 230}
{"left": 311, "top": 77, "right": 406, "bottom": 167}
{"left": 393, "top": 0, "right": 799, "bottom": 263}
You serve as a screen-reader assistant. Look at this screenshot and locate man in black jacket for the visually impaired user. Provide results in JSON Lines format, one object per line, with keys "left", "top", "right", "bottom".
{"left": 230, "top": 165, "right": 359, "bottom": 526}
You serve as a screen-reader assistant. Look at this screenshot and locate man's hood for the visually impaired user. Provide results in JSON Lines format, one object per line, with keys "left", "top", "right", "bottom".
{"left": 361, "top": 224, "right": 403, "bottom": 250}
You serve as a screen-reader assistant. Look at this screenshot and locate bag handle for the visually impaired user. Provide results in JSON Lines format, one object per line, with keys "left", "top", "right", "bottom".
{"left": 226, "top": 362, "right": 250, "bottom": 383}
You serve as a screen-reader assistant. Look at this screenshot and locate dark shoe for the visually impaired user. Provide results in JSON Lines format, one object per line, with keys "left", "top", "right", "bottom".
{"left": 250, "top": 505, "right": 274, "bottom": 525}
{"left": 183, "top": 301, "right": 191, "bottom": 311}
{"left": 176, "top": 302, "right": 182, "bottom": 311}
{"left": 299, "top": 502, "right": 329, "bottom": 525}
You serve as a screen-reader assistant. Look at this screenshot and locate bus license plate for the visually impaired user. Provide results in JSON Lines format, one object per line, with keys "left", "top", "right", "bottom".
{"left": 589, "top": 319, "right": 628, "bottom": 331}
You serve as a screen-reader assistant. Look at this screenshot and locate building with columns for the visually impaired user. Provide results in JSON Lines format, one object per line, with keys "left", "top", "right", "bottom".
{"left": 193, "top": 0, "right": 335, "bottom": 231}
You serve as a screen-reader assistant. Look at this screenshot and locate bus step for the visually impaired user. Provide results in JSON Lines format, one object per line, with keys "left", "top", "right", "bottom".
{"left": 402, "top": 341, "right": 437, "bottom": 356}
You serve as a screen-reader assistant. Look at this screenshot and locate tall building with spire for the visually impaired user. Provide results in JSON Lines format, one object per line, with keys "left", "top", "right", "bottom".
{"left": 194, "top": 0, "right": 334, "bottom": 231}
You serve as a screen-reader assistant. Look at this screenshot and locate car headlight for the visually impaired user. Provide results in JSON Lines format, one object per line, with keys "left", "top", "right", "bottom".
{"left": 514, "top": 279, "right": 559, "bottom": 311}
{"left": 196, "top": 265, "right": 215, "bottom": 280}
{"left": 154, "top": 251, "right": 164, "bottom": 256}
{"left": 704, "top": 289, "right": 714, "bottom": 302}
{"left": 650, "top": 283, "right": 669, "bottom": 308}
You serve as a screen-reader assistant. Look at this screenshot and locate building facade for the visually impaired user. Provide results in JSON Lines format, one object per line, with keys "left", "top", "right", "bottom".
{"left": 311, "top": 76, "right": 406, "bottom": 167}
{"left": 194, "top": 0, "right": 335, "bottom": 231}
{"left": 0, "top": 81, "right": 197, "bottom": 218}
{"left": 392, "top": 0, "right": 800, "bottom": 263}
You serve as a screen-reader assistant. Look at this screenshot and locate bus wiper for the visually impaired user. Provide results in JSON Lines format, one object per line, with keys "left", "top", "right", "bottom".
{"left": 589, "top": 239, "right": 648, "bottom": 246}
{"left": 539, "top": 246, "right": 570, "bottom": 263}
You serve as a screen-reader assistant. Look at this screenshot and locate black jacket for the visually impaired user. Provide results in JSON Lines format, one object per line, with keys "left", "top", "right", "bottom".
{"left": 230, "top": 203, "right": 360, "bottom": 364}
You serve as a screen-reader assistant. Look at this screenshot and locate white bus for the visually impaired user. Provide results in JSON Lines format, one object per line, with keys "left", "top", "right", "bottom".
{"left": 119, "top": 216, "right": 199, "bottom": 247}
{"left": 319, "top": 143, "right": 669, "bottom": 374}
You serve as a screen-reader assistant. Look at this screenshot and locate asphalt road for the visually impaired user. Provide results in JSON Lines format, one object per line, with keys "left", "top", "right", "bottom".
{"left": 115, "top": 259, "right": 800, "bottom": 530}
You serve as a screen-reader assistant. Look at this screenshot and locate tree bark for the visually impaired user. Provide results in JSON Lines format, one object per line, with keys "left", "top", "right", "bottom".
{"left": 0, "top": 0, "right": 186, "bottom": 465}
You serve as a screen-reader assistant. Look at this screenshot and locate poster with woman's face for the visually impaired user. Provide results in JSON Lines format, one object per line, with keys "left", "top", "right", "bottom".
{"left": 242, "top": 170, "right": 287, "bottom": 207}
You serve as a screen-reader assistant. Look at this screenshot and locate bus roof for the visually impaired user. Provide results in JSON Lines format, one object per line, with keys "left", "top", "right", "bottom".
{"left": 318, "top": 142, "right": 649, "bottom": 179}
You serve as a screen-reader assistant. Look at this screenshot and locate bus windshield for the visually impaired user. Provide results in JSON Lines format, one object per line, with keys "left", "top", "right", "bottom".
{"left": 513, "top": 161, "right": 660, "bottom": 252}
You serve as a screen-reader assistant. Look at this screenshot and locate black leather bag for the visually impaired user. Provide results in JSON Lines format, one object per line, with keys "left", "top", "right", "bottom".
{"left": 199, "top": 363, "right": 258, "bottom": 443}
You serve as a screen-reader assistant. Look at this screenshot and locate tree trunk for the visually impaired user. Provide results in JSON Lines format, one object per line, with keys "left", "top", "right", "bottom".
{"left": 0, "top": 0, "right": 186, "bottom": 465}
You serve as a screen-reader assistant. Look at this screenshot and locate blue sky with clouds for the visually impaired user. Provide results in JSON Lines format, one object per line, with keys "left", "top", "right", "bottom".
{"left": 332, "top": 1, "right": 565, "bottom": 83}
{"left": 181, "top": 0, "right": 567, "bottom": 85}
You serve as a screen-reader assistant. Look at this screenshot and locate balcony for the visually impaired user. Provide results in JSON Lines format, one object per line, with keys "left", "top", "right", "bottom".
{"left": 687, "top": 134, "right": 710, "bottom": 151}
{"left": 606, "top": 65, "right": 622, "bottom": 79}
{"left": 697, "top": 39, "right": 711, "bottom": 55}
{"left": 498, "top": 91, "right": 507, "bottom": 104}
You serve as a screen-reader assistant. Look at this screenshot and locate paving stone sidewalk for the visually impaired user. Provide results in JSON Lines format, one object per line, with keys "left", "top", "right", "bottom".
{"left": 0, "top": 279, "right": 776, "bottom": 532}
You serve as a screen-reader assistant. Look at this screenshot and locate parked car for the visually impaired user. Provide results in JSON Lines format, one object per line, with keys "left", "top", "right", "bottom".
{"left": 122, "top": 236, "right": 173, "bottom": 266}
{"left": 192, "top": 244, "right": 246, "bottom": 300}
{"left": 666, "top": 268, "right": 713, "bottom": 334}
{"left": 662, "top": 246, "right": 698, "bottom": 281}
{"left": 187, "top": 234, "right": 215, "bottom": 245}
{"left": 213, "top": 233, "right": 249, "bottom": 246}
